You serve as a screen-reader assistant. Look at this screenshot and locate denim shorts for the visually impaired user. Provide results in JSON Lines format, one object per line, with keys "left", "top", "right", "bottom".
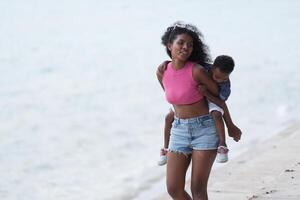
{"left": 169, "top": 114, "right": 219, "bottom": 154}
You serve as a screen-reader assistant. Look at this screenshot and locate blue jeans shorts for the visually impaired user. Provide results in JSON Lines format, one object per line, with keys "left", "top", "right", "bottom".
{"left": 169, "top": 114, "right": 219, "bottom": 154}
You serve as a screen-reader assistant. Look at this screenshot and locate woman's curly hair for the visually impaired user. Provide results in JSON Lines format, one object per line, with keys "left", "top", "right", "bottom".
{"left": 161, "top": 21, "right": 211, "bottom": 66}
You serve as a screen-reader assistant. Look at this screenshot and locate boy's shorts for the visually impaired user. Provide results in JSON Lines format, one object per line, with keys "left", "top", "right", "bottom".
{"left": 208, "top": 101, "right": 224, "bottom": 115}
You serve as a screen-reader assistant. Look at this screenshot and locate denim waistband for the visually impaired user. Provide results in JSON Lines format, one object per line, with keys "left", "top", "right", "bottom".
{"left": 174, "top": 114, "right": 212, "bottom": 124}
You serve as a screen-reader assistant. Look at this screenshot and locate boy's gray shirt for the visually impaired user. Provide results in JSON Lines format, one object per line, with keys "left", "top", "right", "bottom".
{"left": 202, "top": 63, "right": 231, "bottom": 101}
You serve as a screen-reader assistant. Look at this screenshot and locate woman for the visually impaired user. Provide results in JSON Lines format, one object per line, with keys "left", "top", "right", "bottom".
{"left": 156, "top": 22, "right": 219, "bottom": 200}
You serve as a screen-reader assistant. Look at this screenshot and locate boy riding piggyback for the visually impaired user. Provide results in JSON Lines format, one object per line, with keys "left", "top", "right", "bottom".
{"left": 158, "top": 55, "right": 242, "bottom": 165}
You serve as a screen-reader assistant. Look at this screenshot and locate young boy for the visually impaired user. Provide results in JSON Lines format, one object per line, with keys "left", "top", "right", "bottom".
{"left": 157, "top": 55, "right": 242, "bottom": 165}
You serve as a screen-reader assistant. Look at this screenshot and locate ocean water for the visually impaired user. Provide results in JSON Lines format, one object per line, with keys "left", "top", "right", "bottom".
{"left": 0, "top": 0, "right": 300, "bottom": 200}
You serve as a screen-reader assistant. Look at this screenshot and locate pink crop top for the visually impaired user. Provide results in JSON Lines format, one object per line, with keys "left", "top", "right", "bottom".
{"left": 162, "top": 61, "right": 204, "bottom": 105}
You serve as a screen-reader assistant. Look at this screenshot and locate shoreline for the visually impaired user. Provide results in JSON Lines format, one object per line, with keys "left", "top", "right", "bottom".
{"left": 159, "top": 122, "right": 300, "bottom": 200}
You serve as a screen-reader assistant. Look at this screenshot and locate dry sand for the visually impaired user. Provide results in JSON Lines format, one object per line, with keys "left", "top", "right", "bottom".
{"left": 160, "top": 123, "right": 300, "bottom": 200}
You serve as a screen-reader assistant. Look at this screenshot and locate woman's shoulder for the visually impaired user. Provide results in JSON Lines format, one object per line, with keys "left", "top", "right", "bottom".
{"left": 191, "top": 62, "right": 206, "bottom": 83}
{"left": 191, "top": 63, "right": 206, "bottom": 74}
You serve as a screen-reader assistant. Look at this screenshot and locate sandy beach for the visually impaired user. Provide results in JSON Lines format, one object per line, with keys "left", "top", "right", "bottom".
{"left": 1, "top": 1, "right": 300, "bottom": 199}
{"left": 160, "top": 123, "right": 300, "bottom": 200}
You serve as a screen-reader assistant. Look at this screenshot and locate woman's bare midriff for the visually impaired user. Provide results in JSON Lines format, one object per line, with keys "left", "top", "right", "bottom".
{"left": 173, "top": 99, "right": 209, "bottom": 119}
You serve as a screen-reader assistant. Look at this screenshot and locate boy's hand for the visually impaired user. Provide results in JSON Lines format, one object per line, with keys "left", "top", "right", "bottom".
{"left": 198, "top": 84, "right": 208, "bottom": 95}
{"left": 227, "top": 124, "right": 242, "bottom": 142}
{"left": 158, "top": 60, "right": 170, "bottom": 75}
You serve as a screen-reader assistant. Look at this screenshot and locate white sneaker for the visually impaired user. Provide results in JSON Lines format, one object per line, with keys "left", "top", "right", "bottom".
{"left": 216, "top": 146, "right": 229, "bottom": 163}
{"left": 157, "top": 148, "right": 168, "bottom": 166}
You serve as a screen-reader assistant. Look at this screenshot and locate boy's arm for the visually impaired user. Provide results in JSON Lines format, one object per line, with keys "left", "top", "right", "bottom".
{"left": 156, "top": 69, "right": 164, "bottom": 90}
{"left": 156, "top": 61, "right": 170, "bottom": 90}
{"left": 199, "top": 85, "right": 242, "bottom": 142}
{"left": 222, "top": 103, "right": 242, "bottom": 142}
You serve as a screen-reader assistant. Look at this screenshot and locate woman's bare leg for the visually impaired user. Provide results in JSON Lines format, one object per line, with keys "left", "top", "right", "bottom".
{"left": 167, "top": 152, "right": 192, "bottom": 200}
{"left": 190, "top": 150, "right": 217, "bottom": 200}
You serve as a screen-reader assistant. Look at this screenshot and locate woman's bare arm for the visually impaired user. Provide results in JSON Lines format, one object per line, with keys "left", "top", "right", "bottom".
{"left": 193, "top": 64, "right": 219, "bottom": 96}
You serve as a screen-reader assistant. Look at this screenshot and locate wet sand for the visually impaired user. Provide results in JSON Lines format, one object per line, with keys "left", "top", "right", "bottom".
{"left": 160, "top": 123, "right": 300, "bottom": 200}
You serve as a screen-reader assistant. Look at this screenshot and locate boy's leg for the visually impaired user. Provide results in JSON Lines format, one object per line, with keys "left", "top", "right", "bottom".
{"left": 164, "top": 109, "right": 175, "bottom": 149}
{"left": 158, "top": 109, "right": 175, "bottom": 166}
{"left": 208, "top": 101, "right": 229, "bottom": 163}
{"left": 211, "top": 110, "right": 226, "bottom": 146}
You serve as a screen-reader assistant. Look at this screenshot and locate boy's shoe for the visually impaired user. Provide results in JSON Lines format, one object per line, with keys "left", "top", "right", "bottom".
{"left": 157, "top": 148, "right": 168, "bottom": 166}
{"left": 216, "top": 146, "right": 229, "bottom": 163}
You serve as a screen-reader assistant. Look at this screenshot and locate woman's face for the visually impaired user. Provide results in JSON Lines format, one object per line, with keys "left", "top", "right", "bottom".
{"left": 168, "top": 33, "right": 193, "bottom": 62}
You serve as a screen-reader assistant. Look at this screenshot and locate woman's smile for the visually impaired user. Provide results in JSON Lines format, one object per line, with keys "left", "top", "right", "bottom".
{"left": 170, "top": 33, "right": 193, "bottom": 61}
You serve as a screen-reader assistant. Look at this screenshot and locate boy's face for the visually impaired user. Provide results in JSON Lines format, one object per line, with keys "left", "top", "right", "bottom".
{"left": 211, "top": 67, "right": 230, "bottom": 83}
